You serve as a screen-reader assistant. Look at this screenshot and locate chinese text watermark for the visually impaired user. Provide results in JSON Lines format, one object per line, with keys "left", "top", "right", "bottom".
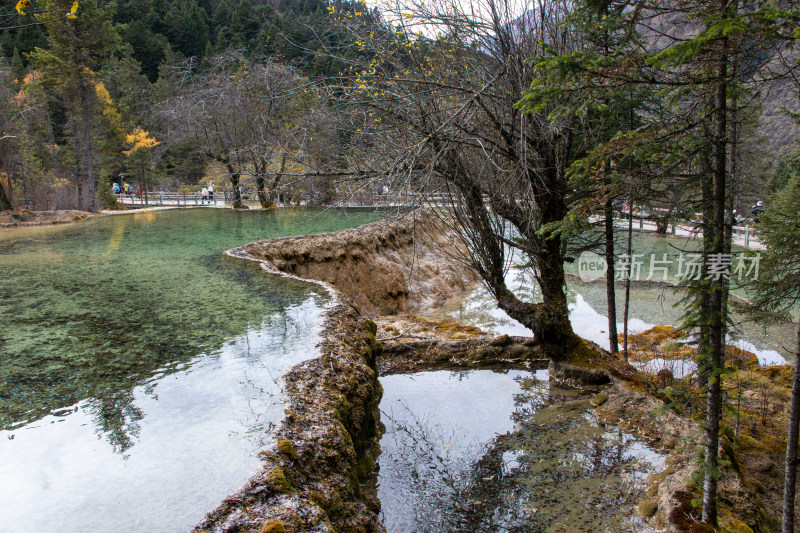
{"left": 578, "top": 251, "right": 760, "bottom": 282}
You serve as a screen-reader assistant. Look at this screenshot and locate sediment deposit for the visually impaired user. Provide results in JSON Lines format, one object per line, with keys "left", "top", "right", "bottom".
{"left": 244, "top": 212, "right": 478, "bottom": 315}
{"left": 195, "top": 303, "right": 385, "bottom": 533}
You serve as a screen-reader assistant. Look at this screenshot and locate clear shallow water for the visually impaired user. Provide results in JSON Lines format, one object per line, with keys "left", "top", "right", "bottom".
{"left": 378, "top": 370, "right": 663, "bottom": 532}
{"left": 429, "top": 232, "right": 793, "bottom": 366}
{"left": 0, "top": 207, "right": 387, "bottom": 532}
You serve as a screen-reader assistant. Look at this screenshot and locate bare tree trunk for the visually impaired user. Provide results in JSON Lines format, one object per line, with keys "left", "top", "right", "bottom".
{"left": 79, "top": 80, "right": 97, "bottom": 212}
{"left": 702, "top": 24, "right": 729, "bottom": 525}
{"left": 269, "top": 153, "right": 288, "bottom": 206}
{"left": 783, "top": 314, "right": 800, "bottom": 533}
{"left": 623, "top": 196, "right": 633, "bottom": 361}
{"left": 254, "top": 157, "right": 269, "bottom": 209}
{"left": 0, "top": 180, "right": 12, "bottom": 210}
{"left": 208, "top": 152, "right": 244, "bottom": 208}
{"left": 141, "top": 161, "right": 149, "bottom": 205}
{"left": 75, "top": 148, "right": 84, "bottom": 211}
{"left": 605, "top": 195, "right": 619, "bottom": 354}
{"left": 224, "top": 162, "right": 243, "bottom": 208}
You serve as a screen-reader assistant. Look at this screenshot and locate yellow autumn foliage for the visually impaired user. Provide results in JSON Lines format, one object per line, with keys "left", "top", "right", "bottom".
{"left": 95, "top": 82, "right": 125, "bottom": 136}
{"left": 123, "top": 127, "right": 159, "bottom": 157}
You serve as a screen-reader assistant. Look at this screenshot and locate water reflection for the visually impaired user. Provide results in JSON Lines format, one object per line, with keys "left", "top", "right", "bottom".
{"left": 378, "top": 370, "right": 663, "bottom": 532}
{"left": 429, "top": 254, "right": 792, "bottom": 365}
{"left": 0, "top": 208, "right": 386, "bottom": 432}
{"left": 0, "top": 298, "right": 325, "bottom": 533}
{"left": 0, "top": 208, "right": 389, "bottom": 532}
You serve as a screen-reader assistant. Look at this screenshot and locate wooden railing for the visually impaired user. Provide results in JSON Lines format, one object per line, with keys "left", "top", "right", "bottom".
{"left": 116, "top": 191, "right": 220, "bottom": 206}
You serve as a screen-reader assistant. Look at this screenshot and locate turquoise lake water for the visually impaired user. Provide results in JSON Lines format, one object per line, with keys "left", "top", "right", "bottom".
{"left": 0, "top": 207, "right": 388, "bottom": 533}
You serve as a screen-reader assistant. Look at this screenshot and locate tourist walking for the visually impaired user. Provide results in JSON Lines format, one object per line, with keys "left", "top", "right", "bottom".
{"left": 207, "top": 182, "right": 215, "bottom": 204}
{"left": 751, "top": 200, "right": 764, "bottom": 223}
{"left": 201, "top": 186, "right": 209, "bottom": 204}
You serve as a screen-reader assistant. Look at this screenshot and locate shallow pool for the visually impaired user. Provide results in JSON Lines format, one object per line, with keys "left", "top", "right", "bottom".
{"left": 429, "top": 232, "right": 793, "bottom": 366}
{"left": 378, "top": 369, "right": 664, "bottom": 532}
{"left": 0, "top": 207, "right": 388, "bottom": 532}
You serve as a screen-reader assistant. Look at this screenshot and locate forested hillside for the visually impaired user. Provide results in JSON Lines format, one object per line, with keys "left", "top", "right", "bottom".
{"left": 2, "top": 0, "right": 361, "bottom": 80}
{"left": 1, "top": 0, "right": 798, "bottom": 213}
{"left": 0, "top": 0, "right": 384, "bottom": 210}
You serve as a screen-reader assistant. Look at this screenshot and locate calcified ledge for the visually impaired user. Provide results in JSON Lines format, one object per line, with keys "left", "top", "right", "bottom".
{"left": 242, "top": 212, "right": 479, "bottom": 316}
{"left": 195, "top": 246, "right": 384, "bottom": 533}
{"left": 195, "top": 212, "right": 479, "bottom": 533}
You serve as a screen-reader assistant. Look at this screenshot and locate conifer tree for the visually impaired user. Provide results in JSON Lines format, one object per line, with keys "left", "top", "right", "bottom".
{"left": 28, "top": 0, "right": 119, "bottom": 211}
{"left": 522, "top": 0, "right": 800, "bottom": 525}
{"left": 742, "top": 173, "right": 800, "bottom": 533}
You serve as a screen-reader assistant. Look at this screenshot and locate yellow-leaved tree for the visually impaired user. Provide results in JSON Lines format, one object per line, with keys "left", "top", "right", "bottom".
{"left": 123, "top": 127, "right": 159, "bottom": 204}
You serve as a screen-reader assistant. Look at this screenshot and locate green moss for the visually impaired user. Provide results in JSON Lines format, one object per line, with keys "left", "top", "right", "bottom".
{"left": 638, "top": 498, "right": 658, "bottom": 518}
{"left": 334, "top": 400, "right": 352, "bottom": 423}
{"left": 349, "top": 470, "right": 361, "bottom": 497}
{"left": 355, "top": 449, "right": 376, "bottom": 478}
{"left": 364, "top": 319, "right": 377, "bottom": 336}
{"left": 590, "top": 392, "right": 608, "bottom": 407}
{"left": 506, "top": 344, "right": 531, "bottom": 359}
{"left": 309, "top": 488, "right": 344, "bottom": 515}
{"left": 258, "top": 519, "right": 286, "bottom": 533}
{"left": 277, "top": 439, "right": 298, "bottom": 460}
{"left": 568, "top": 339, "right": 599, "bottom": 363}
{"left": 733, "top": 434, "right": 769, "bottom": 453}
{"left": 267, "top": 468, "right": 292, "bottom": 493}
{"left": 719, "top": 517, "right": 754, "bottom": 533}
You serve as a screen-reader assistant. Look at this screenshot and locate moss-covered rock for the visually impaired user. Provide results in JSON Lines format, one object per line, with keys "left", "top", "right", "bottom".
{"left": 194, "top": 303, "right": 385, "bottom": 533}
{"left": 258, "top": 519, "right": 286, "bottom": 533}
{"left": 277, "top": 439, "right": 298, "bottom": 461}
{"left": 590, "top": 392, "right": 608, "bottom": 407}
{"left": 267, "top": 468, "right": 292, "bottom": 493}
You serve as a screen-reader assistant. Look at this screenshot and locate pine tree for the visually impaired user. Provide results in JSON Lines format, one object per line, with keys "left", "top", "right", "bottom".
{"left": 523, "top": 0, "right": 800, "bottom": 525}
{"left": 28, "top": 0, "right": 119, "bottom": 211}
{"left": 10, "top": 46, "right": 25, "bottom": 81}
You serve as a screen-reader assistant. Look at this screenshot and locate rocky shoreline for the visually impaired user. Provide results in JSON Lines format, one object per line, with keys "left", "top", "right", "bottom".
{"left": 0, "top": 209, "right": 95, "bottom": 227}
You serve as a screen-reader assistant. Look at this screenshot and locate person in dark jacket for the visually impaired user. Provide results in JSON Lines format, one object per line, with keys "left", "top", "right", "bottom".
{"left": 751, "top": 200, "right": 764, "bottom": 223}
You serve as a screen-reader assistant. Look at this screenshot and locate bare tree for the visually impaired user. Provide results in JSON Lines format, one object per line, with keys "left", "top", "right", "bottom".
{"left": 326, "top": 0, "right": 586, "bottom": 360}
{"left": 161, "top": 52, "right": 309, "bottom": 209}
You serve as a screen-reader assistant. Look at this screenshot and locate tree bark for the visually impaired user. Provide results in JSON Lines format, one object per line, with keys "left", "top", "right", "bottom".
{"left": 224, "top": 162, "right": 243, "bottom": 208}
{"left": 208, "top": 152, "right": 244, "bottom": 208}
{"left": 623, "top": 196, "right": 633, "bottom": 361}
{"left": 141, "top": 160, "right": 149, "bottom": 206}
{"left": 79, "top": 79, "right": 97, "bottom": 212}
{"left": 703, "top": 21, "right": 729, "bottom": 525}
{"left": 0, "top": 180, "right": 12, "bottom": 210}
{"left": 605, "top": 195, "right": 619, "bottom": 354}
{"left": 784, "top": 315, "right": 800, "bottom": 533}
{"left": 255, "top": 157, "right": 269, "bottom": 208}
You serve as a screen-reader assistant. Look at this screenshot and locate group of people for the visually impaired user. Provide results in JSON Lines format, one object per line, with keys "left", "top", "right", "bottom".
{"left": 111, "top": 182, "right": 134, "bottom": 195}
{"left": 201, "top": 183, "right": 215, "bottom": 204}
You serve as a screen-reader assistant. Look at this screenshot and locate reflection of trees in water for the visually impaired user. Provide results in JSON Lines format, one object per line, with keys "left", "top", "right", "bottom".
{"left": 383, "top": 378, "right": 654, "bottom": 532}
{"left": 69, "top": 298, "right": 317, "bottom": 455}
{"left": 86, "top": 389, "right": 145, "bottom": 456}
